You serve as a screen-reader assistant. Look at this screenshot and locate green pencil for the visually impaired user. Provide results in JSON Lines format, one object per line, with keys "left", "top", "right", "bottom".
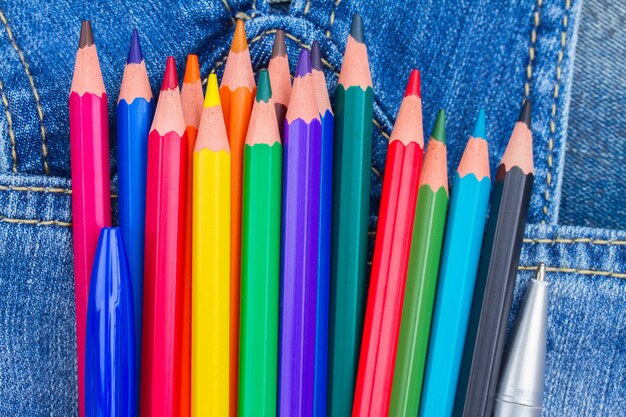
{"left": 389, "top": 110, "right": 449, "bottom": 417}
{"left": 328, "top": 14, "right": 374, "bottom": 417}
{"left": 239, "top": 69, "right": 282, "bottom": 417}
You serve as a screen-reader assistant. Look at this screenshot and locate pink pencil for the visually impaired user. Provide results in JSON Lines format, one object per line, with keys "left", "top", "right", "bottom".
{"left": 69, "top": 20, "right": 111, "bottom": 417}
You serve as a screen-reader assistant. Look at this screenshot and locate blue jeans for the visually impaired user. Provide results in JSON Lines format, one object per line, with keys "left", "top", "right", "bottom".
{"left": 0, "top": 0, "right": 623, "bottom": 415}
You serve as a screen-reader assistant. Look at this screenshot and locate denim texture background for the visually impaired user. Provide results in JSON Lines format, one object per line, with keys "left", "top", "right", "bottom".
{"left": 0, "top": 0, "right": 624, "bottom": 415}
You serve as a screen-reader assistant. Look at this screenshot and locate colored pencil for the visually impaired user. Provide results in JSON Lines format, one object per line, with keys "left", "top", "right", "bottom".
{"left": 239, "top": 69, "right": 281, "bottom": 417}
{"left": 328, "top": 14, "right": 374, "bottom": 417}
{"left": 279, "top": 49, "right": 322, "bottom": 417}
{"left": 389, "top": 109, "right": 449, "bottom": 417}
{"left": 141, "top": 57, "right": 188, "bottom": 417}
{"left": 69, "top": 21, "right": 112, "bottom": 417}
{"left": 268, "top": 29, "right": 291, "bottom": 137}
{"left": 116, "top": 30, "right": 154, "bottom": 407}
{"left": 192, "top": 73, "right": 231, "bottom": 417}
{"left": 419, "top": 111, "right": 491, "bottom": 417}
{"left": 180, "top": 53, "right": 203, "bottom": 417}
{"left": 220, "top": 22, "right": 256, "bottom": 414}
{"left": 454, "top": 101, "right": 534, "bottom": 417}
{"left": 85, "top": 227, "right": 135, "bottom": 417}
{"left": 311, "top": 40, "right": 333, "bottom": 417}
{"left": 352, "top": 70, "right": 423, "bottom": 417}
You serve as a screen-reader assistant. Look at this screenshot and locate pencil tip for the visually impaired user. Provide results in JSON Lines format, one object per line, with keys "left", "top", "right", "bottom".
{"left": 184, "top": 54, "right": 200, "bottom": 83}
{"left": 431, "top": 109, "right": 446, "bottom": 144}
{"left": 295, "top": 48, "right": 311, "bottom": 78}
{"left": 231, "top": 19, "right": 248, "bottom": 53}
{"left": 536, "top": 262, "right": 546, "bottom": 281}
{"left": 127, "top": 29, "right": 143, "bottom": 64}
{"left": 204, "top": 73, "right": 221, "bottom": 107}
{"left": 161, "top": 56, "right": 178, "bottom": 91}
{"left": 473, "top": 109, "right": 487, "bottom": 139}
{"left": 404, "top": 69, "right": 421, "bottom": 98}
{"left": 79, "top": 20, "right": 94, "bottom": 48}
{"left": 272, "top": 29, "right": 287, "bottom": 58}
{"left": 350, "top": 14, "right": 365, "bottom": 43}
{"left": 311, "top": 41, "right": 323, "bottom": 71}
{"left": 256, "top": 69, "right": 272, "bottom": 103}
{"left": 518, "top": 99, "right": 532, "bottom": 129}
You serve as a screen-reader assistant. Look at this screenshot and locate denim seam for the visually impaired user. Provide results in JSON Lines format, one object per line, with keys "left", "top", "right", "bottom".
{"left": 0, "top": 79, "right": 17, "bottom": 172}
{"left": 542, "top": 0, "right": 572, "bottom": 223}
{"left": 325, "top": 0, "right": 344, "bottom": 38}
{"left": 304, "top": 0, "right": 312, "bottom": 15}
{"left": 0, "top": 8, "right": 49, "bottom": 175}
{"left": 519, "top": 265, "right": 626, "bottom": 279}
{"left": 0, "top": 185, "right": 72, "bottom": 194}
{"left": 524, "top": 0, "right": 543, "bottom": 97}
{"left": 523, "top": 238, "right": 626, "bottom": 246}
{"left": 221, "top": 0, "right": 236, "bottom": 24}
{"left": 0, "top": 216, "right": 71, "bottom": 227}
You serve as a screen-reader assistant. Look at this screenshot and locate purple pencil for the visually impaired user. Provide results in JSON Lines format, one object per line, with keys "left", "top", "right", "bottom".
{"left": 279, "top": 48, "right": 323, "bottom": 417}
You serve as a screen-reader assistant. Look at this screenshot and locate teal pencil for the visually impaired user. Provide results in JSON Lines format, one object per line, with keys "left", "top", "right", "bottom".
{"left": 419, "top": 111, "right": 491, "bottom": 417}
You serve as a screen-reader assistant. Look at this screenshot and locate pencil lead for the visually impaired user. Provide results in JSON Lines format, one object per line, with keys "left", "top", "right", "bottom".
{"left": 161, "top": 56, "right": 178, "bottom": 91}
{"left": 127, "top": 29, "right": 143, "bottom": 64}
{"left": 350, "top": 14, "right": 364, "bottom": 43}
{"left": 404, "top": 70, "right": 421, "bottom": 98}
{"left": 272, "top": 29, "right": 287, "bottom": 58}
{"left": 231, "top": 19, "right": 249, "bottom": 53}
{"left": 295, "top": 48, "right": 312, "bottom": 78}
{"left": 204, "top": 73, "right": 221, "bottom": 107}
{"left": 184, "top": 54, "right": 201, "bottom": 83}
{"left": 431, "top": 109, "right": 446, "bottom": 144}
{"left": 536, "top": 262, "right": 546, "bottom": 281}
{"left": 473, "top": 109, "right": 487, "bottom": 139}
{"left": 256, "top": 70, "right": 272, "bottom": 103}
{"left": 79, "top": 20, "right": 94, "bottom": 48}
{"left": 518, "top": 99, "right": 532, "bottom": 129}
{"left": 311, "top": 41, "right": 323, "bottom": 71}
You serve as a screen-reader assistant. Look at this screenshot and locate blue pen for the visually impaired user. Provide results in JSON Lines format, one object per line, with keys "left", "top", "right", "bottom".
{"left": 85, "top": 227, "right": 135, "bottom": 417}
{"left": 419, "top": 111, "right": 491, "bottom": 417}
{"left": 116, "top": 28, "right": 155, "bottom": 402}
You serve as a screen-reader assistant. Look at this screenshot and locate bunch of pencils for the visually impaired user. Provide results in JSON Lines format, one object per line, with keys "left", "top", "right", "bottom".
{"left": 72, "top": 14, "right": 535, "bottom": 417}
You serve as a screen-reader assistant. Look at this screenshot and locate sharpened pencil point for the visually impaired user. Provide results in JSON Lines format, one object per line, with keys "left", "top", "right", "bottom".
{"left": 231, "top": 19, "right": 249, "bottom": 53}
{"left": 536, "top": 262, "right": 546, "bottom": 281}
{"left": 311, "top": 41, "right": 323, "bottom": 71}
{"left": 473, "top": 109, "right": 487, "bottom": 139}
{"left": 350, "top": 14, "right": 365, "bottom": 43}
{"left": 184, "top": 54, "right": 201, "bottom": 83}
{"left": 295, "top": 49, "right": 312, "bottom": 78}
{"left": 127, "top": 29, "right": 143, "bottom": 64}
{"left": 256, "top": 70, "right": 272, "bottom": 103}
{"left": 431, "top": 109, "right": 446, "bottom": 144}
{"left": 204, "top": 73, "right": 221, "bottom": 107}
{"left": 161, "top": 56, "right": 178, "bottom": 91}
{"left": 79, "top": 20, "right": 94, "bottom": 48}
{"left": 272, "top": 29, "right": 287, "bottom": 58}
{"left": 404, "top": 70, "right": 421, "bottom": 98}
{"left": 518, "top": 99, "right": 532, "bottom": 129}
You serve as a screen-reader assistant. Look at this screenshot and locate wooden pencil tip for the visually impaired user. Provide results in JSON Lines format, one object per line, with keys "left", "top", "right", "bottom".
{"left": 204, "top": 73, "right": 221, "bottom": 107}
{"left": 184, "top": 54, "right": 200, "bottom": 83}
{"left": 161, "top": 56, "right": 178, "bottom": 91}
{"left": 350, "top": 14, "right": 365, "bottom": 43}
{"left": 272, "top": 29, "right": 287, "bottom": 58}
{"left": 311, "top": 41, "right": 323, "bottom": 71}
{"left": 79, "top": 20, "right": 94, "bottom": 48}
{"left": 127, "top": 29, "right": 143, "bottom": 64}
{"left": 473, "top": 109, "right": 486, "bottom": 139}
{"left": 518, "top": 99, "right": 532, "bottom": 129}
{"left": 231, "top": 19, "right": 249, "bottom": 53}
{"left": 431, "top": 109, "right": 446, "bottom": 144}
{"left": 256, "top": 69, "right": 272, "bottom": 103}
{"left": 295, "top": 48, "right": 311, "bottom": 78}
{"left": 404, "top": 69, "right": 421, "bottom": 98}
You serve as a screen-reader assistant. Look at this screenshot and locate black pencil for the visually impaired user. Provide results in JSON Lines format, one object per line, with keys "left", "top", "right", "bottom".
{"left": 454, "top": 100, "right": 534, "bottom": 417}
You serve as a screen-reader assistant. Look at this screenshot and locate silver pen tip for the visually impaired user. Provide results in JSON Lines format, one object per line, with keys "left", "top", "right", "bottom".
{"left": 536, "top": 262, "right": 546, "bottom": 281}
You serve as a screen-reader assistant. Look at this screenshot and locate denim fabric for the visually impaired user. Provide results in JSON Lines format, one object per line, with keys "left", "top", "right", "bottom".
{"left": 0, "top": 0, "right": 624, "bottom": 415}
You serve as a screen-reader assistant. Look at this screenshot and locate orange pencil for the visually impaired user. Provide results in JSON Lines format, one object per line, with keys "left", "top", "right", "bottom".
{"left": 180, "top": 53, "right": 203, "bottom": 417}
{"left": 220, "top": 19, "right": 256, "bottom": 416}
{"left": 268, "top": 29, "right": 291, "bottom": 136}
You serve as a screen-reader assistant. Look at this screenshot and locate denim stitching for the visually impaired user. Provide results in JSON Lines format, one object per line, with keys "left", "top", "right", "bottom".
{"left": 304, "top": 0, "right": 312, "bottom": 15}
{"left": 325, "top": 0, "right": 344, "bottom": 38}
{"left": 542, "top": 0, "right": 572, "bottom": 222}
{"left": 519, "top": 265, "right": 626, "bottom": 279}
{"left": 0, "top": 216, "right": 71, "bottom": 227}
{"left": 251, "top": 0, "right": 258, "bottom": 18}
{"left": 523, "top": 237, "right": 626, "bottom": 246}
{"left": 524, "top": 0, "right": 543, "bottom": 97}
{"left": 0, "top": 79, "right": 17, "bottom": 172}
{"left": 0, "top": 9, "right": 49, "bottom": 175}
{"left": 220, "top": 0, "right": 236, "bottom": 24}
{"left": 0, "top": 185, "right": 72, "bottom": 194}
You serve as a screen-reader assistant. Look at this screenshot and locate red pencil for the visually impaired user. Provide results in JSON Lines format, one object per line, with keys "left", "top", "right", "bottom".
{"left": 141, "top": 57, "right": 189, "bottom": 417}
{"left": 69, "top": 20, "right": 112, "bottom": 417}
{"left": 353, "top": 70, "right": 423, "bottom": 417}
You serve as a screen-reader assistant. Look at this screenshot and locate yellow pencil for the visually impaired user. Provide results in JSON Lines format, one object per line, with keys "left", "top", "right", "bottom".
{"left": 192, "top": 73, "right": 231, "bottom": 416}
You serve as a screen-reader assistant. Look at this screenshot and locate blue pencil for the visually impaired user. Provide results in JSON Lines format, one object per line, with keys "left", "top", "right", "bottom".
{"left": 419, "top": 110, "right": 491, "bottom": 417}
{"left": 85, "top": 227, "right": 135, "bottom": 417}
{"left": 116, "top": 28, "right": 155, "bottom": 399}
{"left": 311, "top": 41, "right": 334, "bottom": 417}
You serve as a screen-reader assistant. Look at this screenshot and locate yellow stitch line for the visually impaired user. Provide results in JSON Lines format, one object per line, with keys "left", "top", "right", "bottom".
{"left": 519, "top": 265, "right": 626, "bottom": 279}
{"left": 304, "top": 0, "right": 311, "bottom": 15}
{"left": 0, "top": 80, "right": 17, "bottom": 172}
{"left": 326, "top": 0, "right": 343, "bottom": 38}
{"left": 0, "top": 216, "right": 72, "bottom": 227}
{"left": 523, "top": 237, "right": 626, "bottom": 245}
{"left": 0, "top": 9, "right": 49, "bottom": 175}
{"left": 0, "top": 184, "right": 71, "bottom": 194}
{"left": 371, "top": 166, "right": 382, "bottom": 179}
{"left": 220, "top": 0, "right": 236, "bottom": 24}
{"left": 525, "top": 0, "right": 542, "bottom": 100}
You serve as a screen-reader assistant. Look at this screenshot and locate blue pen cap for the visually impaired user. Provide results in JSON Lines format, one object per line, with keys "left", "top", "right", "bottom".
{"left": 85, "top": 227, "right": 135, "bottom": 417}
